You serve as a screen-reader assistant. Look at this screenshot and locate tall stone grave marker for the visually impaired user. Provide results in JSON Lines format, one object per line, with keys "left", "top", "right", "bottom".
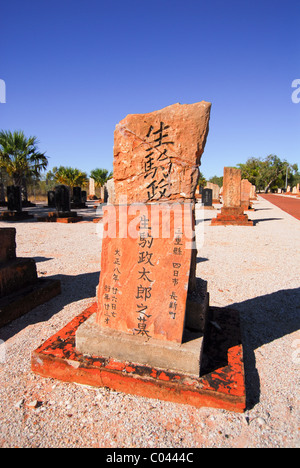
{"left": 32, "top": 102, "right": 247, "bottom": 412}
{"left": 76, "top": 101, "right": 211, "bottom": 375}
{"left": 211, "top": 168, "right": 253, "bottom": 225}
{"left": 89, "top": 177, "right": 96, "bottom": 198}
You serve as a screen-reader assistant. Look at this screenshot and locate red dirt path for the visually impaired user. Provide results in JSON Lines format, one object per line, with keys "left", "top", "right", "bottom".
{"left": 260, "top": 194, "right": 300, "bottom": 221}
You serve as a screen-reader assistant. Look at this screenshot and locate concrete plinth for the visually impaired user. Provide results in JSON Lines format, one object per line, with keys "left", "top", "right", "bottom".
{"left": 31, "top": 303, "right": 246, "bottom": 412}
{"left": 76, "top": 314, "right": 203, "bottom": 376}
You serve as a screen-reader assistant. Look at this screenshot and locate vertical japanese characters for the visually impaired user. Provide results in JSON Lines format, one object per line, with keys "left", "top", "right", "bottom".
{"left": 103, "top": 248, "right": 121, "bottom": 324}
{"left": 134, "top": 215, "right": 154, "bottom": 338}
{"left": 144, "top": 122, "right": 174, "bottom": 201}
{"left": 169, "top": 228, "right": 183, "bottom": 320}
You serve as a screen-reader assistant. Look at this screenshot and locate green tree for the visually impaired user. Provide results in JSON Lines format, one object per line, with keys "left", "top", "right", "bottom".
{"left": 197, "top": 171, "right": 206, "bottom": 188}
{"left": 237, "top": 157, "right": 261, "bottom": 186}
{"left": 51, "top": 166, "right": 88, "bottom": 189}
{"left": 208, "top": 175, "right": 223, "bottom": 187}
{"left": 90, "top": 168, "right": 112, "bottom": 188}
{"left": 0, "top": 130, "right": 48, "bottom": 201}
{"left": 237, "top": 155, "right": 298, "bottom": 192}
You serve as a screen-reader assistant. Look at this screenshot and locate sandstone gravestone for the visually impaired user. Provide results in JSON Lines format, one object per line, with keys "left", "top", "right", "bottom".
{"left": 106, "top": 178, "right": 115, "bottom": 204}
{"left": 241, "top": 179, "right": 253, "bottom": 211}
{"left": 205, "top": 182, "right": 220, "bottom": 203}
{"left": 250, "top": 184, "right": 257, "bottom": 200}
{"left": 113, "top": 102, "right": 211, "bottom": 204}
{"left": 76, "top": 101, "right": 211, "bottom": 376}
{"left": 89, "top": 178, "right": 96, "bottom": 198}
{"left": 211, "top": 167, "right": 253, "bottom": 226}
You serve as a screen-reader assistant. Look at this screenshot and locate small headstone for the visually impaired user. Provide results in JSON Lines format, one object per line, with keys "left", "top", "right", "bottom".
{"left": 7, "top": 186, "right": 22, "bottom": 212}
{"left": 81, "top": 191, "right": 87, "bottom": 203}
{"left": 55, "top": 185, "right": 70, "bottom": 213}
{"left": 47, "top": 191, "right": 56, "bottom": 208}
{"left": 202, "top": 188, "right": 213, "bottom": 206}
{"left": 73, "top": 187, "right": 82, "bottom": 205}
{"left": 205, "top": 182, "right": 220, "bottom": 202}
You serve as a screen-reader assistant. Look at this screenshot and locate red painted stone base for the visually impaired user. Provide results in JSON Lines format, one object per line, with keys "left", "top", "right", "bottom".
{"left": 37, "top": 212, "right": 83, "bottom": 223}
{"left": 211, "top": 207, "right": 253, "bottom": 226}
{"left": 0, "top": 211, "right": 34, "bottom": 221}
{"left": 31, "top": 303, "right": 246, "bottom": 412}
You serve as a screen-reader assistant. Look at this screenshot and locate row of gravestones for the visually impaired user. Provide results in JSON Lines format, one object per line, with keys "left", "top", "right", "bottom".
{"left": 4, "top": 185, "right": 86, "bottom": 213}
{"left": 48, "top": 186, "right": 87, "bottom": 210}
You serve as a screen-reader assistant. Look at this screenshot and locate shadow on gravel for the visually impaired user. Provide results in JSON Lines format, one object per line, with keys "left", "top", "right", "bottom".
{"left": 252, "top": 217, "right": 283, "bottom": 225}
{"left": 0, "top": 270, "right": 299, "bottom": 413}
{"left": 0, "top": 271, "right": 100, "bottom": 342}
{"left": 229, "top": 287, "right": 300, "bottom": 409}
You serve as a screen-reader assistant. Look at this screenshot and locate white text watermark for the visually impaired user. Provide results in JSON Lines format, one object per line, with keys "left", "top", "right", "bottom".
{"left": 291, "top": 79, "right": 300, "bottom": 104}
{"left": 95, "top": 199, "right": 205, "bottom": 250}
{"left": 0, "top": 79, "right": 6, "bottom": 103}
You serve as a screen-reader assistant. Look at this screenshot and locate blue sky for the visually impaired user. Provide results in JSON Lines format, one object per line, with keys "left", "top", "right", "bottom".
{"left": 1, "top": 0, "right": 299, "bottom": 179}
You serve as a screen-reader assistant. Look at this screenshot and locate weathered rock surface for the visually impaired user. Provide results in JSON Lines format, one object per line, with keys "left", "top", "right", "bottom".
{"left": 113, "top": 102, "right": 211, "bottom": 204}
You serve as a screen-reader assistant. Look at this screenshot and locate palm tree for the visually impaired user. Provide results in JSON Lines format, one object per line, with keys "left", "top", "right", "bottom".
{"left": 53, "top": 166, "right": 88, "bottom": 189}
{"left": 90, "top": 168, "right": 112, "bottom": 199}
{"left": 0, "top": 130, "right": 48, "bottom": 202}
{"left": 90, "top": 168, "right": 112, "bottom": 188}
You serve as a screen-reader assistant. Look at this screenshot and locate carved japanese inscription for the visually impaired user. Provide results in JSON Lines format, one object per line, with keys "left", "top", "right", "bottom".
{"left": 96, "top": 205, "right": 194, "bottom": 343}
{"left": 113, "top": 101, "right": 211, "bottom": 204}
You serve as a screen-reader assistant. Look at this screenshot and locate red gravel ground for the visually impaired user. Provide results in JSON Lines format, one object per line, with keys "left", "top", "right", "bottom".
{"left": 260, "top": 194, "right": 300, "bottom": 221}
